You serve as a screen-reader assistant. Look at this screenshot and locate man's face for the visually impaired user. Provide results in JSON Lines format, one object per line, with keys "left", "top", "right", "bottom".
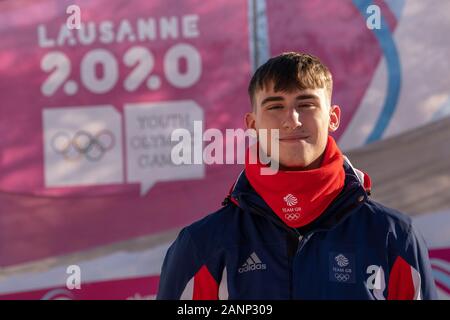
{"left": 245, "top": 83, "right": 340, "bottom": 170}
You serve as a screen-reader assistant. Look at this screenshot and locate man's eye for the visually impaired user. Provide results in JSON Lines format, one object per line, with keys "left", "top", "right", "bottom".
{"left": 268, "top": 105, "right": 283, "bottom": 110}
{"left": 299, "top": 104, "right": 315, "bottom": 108}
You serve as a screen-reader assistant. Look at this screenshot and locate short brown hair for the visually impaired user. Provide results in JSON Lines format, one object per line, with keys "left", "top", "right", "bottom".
{"left": 248, "top": 52, "right": 333, "bottom": 107}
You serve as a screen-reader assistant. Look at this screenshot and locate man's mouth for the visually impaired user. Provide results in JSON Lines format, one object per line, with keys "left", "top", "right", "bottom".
{"left": 279, "top": 135, "right": 309, "bottom": 142}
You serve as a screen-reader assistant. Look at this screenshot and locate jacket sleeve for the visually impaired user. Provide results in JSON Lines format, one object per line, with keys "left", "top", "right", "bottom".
{"left": 387, "top": 223, "right": 438, "bottom": 300}
{"left": 156, "top": 228, "right": 219, "bottom": 300}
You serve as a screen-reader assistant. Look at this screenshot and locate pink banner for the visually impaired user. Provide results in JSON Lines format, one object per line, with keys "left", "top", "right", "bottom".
{"left": 0, "top": 0, "right": 249, "bottom": 266}
{"left": 429, "top": 248, "right": 450, "bottom": 296}
{"left": 0, "top": 275, "right": 159, "bottom": 300}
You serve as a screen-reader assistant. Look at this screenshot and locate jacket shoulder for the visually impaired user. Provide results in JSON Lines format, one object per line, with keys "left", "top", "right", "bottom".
{"left": 182, "top": 203, "right": 241, "bottom": 254}
{"left": 363, "top": 199, "right": 413, "bottom": 234}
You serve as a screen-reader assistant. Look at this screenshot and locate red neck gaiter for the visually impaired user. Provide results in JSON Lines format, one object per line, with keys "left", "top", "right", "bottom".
{"left": 245, "top": 136, "right": 345, "bottom": 228}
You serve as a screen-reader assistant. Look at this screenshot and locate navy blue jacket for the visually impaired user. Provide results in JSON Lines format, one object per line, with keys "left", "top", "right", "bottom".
{"left": 157, "top": 158, "right": 438, "bottom": 300}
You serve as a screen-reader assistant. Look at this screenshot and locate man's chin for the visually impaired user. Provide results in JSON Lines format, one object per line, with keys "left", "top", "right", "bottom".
{"left": 277, "top": 158, "right": 310, "bottom": 171}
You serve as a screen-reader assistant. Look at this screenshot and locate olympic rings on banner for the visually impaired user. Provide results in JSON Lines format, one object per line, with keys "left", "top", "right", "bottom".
{"left": 51, "top": 130, "right": 115, "bottom": 161}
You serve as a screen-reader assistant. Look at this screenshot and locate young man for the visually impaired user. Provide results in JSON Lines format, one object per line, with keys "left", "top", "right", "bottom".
{"left": 157, "top": 52, "right": 437, "bottom": 300}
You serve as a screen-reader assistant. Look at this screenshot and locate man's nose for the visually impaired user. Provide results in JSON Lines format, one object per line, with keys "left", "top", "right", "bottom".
{"left": 282, "top": 108, "right": 302, "bottom": 130}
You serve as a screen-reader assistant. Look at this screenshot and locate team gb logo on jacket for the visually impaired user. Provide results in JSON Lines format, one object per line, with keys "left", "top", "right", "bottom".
{"left": 282, "top": 194, "right": 301, "bottom": 221}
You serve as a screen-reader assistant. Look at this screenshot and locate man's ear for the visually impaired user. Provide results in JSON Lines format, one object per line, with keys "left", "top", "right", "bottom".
{"left": 245, "top": 111, "right": 256, "bottom": 130}
{"left": 329, "top": 105, "right": 341, "bottom": 132}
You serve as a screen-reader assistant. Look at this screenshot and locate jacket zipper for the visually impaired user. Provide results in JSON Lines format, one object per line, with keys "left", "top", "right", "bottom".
{"left": 289, "top": 232, "right": 314, "bottom": 299}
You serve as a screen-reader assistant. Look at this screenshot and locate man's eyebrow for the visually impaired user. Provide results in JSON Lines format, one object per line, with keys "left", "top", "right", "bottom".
{"left": 296, "top": 94, "right": 320, "bottom": 101}
{"left": 261, "top": 96, "right": 285, "bottom": 106}
{"left": 261, "top": 94, "right": 320, "bottom": 106}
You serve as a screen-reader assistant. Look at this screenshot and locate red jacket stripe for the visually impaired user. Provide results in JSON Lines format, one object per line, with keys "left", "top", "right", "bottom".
{"left": 193, "top": 265, "right": 218, "bottom": 300}
{"left": 387, "top": 256, "right": 417, "bottom": 300}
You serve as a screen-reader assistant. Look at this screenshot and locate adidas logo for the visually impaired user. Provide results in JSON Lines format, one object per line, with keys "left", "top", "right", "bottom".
{"left": 238, "top": 252, "right": 267, "bottom": 273}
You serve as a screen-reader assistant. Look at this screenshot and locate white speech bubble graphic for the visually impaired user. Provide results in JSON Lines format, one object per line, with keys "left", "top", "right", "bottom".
{"left": 42, "top": 106, "right": 123, "bottom": 187}
{"left": 125, "top": 100, "right": 204, "bottom": 196}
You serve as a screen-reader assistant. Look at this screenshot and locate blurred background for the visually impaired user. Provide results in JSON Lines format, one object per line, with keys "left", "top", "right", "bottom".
{"left": 0, "top": 0, "right": 449, "bottom": 299}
